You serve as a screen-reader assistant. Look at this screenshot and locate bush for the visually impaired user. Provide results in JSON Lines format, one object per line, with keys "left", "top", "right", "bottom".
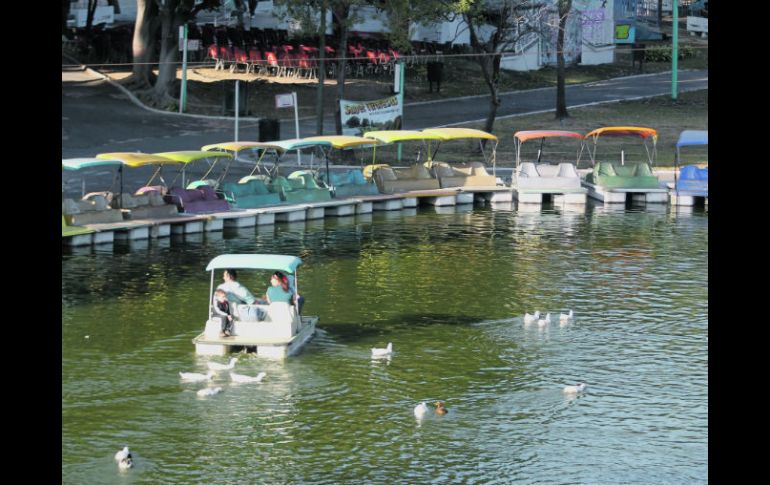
{"left": 644, "top": 44, "right": 696, "bottom": 62}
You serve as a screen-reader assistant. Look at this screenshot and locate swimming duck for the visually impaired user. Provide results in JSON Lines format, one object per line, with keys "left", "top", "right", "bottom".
{"left": 559, "top": 310, "right": 574, "bottom": 324}
{"left": 414, "top": 402, "right": 429, "bottom": 419}
{"left": 197, "top": 387, "right": 224, "bottom": 397}
{"left": 230, "top": 371, "right": 266, "bottom": 383}
{"left": 179, "top": 371, "right": 215, "bottom": 382}
{"left": 434, "top": 401, "right": 448, "bottom": 415}
{"left": 523, "top": 311, "right": 540, "bottom": 325}
{"left": 563, "top": 383, "right": 587, "bottom": 394}
{"left": 207, "top": 357, "right": 238, "bottom": 371}
{"left": 371, "top": 342, "right": 393, "bottom": 358}
{"left": 114, "top": 447, "right": 133, "bottom": 470}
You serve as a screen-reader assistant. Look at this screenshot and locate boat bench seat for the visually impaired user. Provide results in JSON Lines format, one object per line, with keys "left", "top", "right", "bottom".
{"left": 205, "top": 302, "right": 299, "bottom": 340}
{"left": 373, "top": 164, "right": 440, "bottom": 193}
{"left": 585, "top": 161, "right": 661, "bottom": 189}
{"left": 320, "top": 169, "right": 380, "bottom": 197}
{"left": 114, "top": 191, "right": 179, "bottom": 219}
{"left": 62, "top": 194, "right": 124, "bottom": 225}
{"left": 675, "top": 165, "right": 708, "bottom": 194}
{"left": 164, "top": 185, "right": 230, "bottom": 214}
{"left": 221, "top": 179, "right": 282, "bottom": 208}
{"left": 516, "top": 162, "right": 582, "bottom": 190}
{"left": 429, "top": 161, "right": 497, "bottom": 188}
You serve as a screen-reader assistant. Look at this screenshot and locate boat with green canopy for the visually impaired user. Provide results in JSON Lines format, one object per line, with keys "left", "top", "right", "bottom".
{"left": 192, "top": 253, "right": 317, "bottom": 359}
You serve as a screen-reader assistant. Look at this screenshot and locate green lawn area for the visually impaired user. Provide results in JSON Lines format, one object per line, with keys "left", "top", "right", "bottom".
{"left": 367, "top": 89, "right": 707, "bottom": 169}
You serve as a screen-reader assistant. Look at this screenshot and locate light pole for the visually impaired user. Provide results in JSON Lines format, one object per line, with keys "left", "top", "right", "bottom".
{"left": 671, "top": 0, "right": 678, "bottom": 100}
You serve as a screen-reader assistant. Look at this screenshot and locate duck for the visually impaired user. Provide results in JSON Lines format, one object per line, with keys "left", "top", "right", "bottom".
{"left": 434, "top": 401, "right": 448, "bottom": 415}
{"left": 207, "top": 357, "right": 238, "bottom": 371}
{"left": 230, "top": 371, "right": 266, "bottom": 383}
{"left": 559, "top": 310, "right": 574, "bottom": 324}
{"left": 537, "top": 313, "right": 551, "bottom": 327}
{"left": 115, "top": 447, "right": 133, "bottom": 470}
{"left": 414, "top": 402, "right": 429, "bottom": 419}
{"left": 563, "top": 383, "right": 587, "bottom": 394}
{"left": 197, "top": 387, "right": 224, "bottom": 397}
{"left": 371, "top": 342, "right": 393, "bottom": 358}
{"left": 179, "top": 371, "right": 215, "bottom": 382}
{"left": 523, "top": 311, "right": 540, "bottom": 325}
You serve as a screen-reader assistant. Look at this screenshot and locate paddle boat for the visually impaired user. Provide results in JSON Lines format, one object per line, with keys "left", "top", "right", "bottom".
{"left": 512, "top": 130, "right": 588, "bottom": 204}
{"left": 363, "top": 130, "right": 459, "bottom": 207}
{"left": 96, "top": 152, "right": 216, "bottom": 234}
{"left": 302, "top": 135, "right": 389, "bottom": 214}
{"left": 153, "top": 150, "right": 236, "bottom": 190}
{"left": 61, "top": 157, "right": 125, "bottom": 245}
{"left": 420, "top": 127, "right": 511, "bottom": 203}
{"left": 580, "top": 126, "right": 668, "bottom": 204}
{"left": 670, "top": 130, "right": 708, "bottom": 206}
{"left": 63, "top": 157, "right": 162, "bottom": 241}
{"left": 192, "top": 254, "right": 317, "bottom": 359}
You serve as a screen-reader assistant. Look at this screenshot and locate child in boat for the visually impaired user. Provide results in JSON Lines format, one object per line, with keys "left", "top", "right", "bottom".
{"left": 213, "top": 289, "right": 234, "bottom": 337}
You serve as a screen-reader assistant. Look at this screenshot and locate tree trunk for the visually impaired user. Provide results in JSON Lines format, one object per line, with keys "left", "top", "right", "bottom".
{"left": 657, "top": 0, "right": 663, "bottom": 26}
{"left": 555, "top": 1, "right": 571, "bottom": 120}
{"left": 316, "top": 2, "right": 327, "bottom": 136}
{"left": 108, "top": 0, "right": 122, "bottom": 15}
{"left": 150, "top": 7, "right": 182, "bottom": 108}
{"left": 483, "top": 84, "right": 500, "bottom": 135}
{"left": 62, "top": 0, "right": 71, "bottom": 37}
{"left": 86, "top": 0, "right": 98, "bottom": 38}
{"left": 131, "top": 0, "right": 155, "bottom": 89}
{"left": 333, "top": 5, "right": 350, "bottom": 135}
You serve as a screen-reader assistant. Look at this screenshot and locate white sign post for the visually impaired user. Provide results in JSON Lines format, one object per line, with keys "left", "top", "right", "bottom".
{"left": 235, "top": 81, "right": 239, "bottom": 142}
{"left": 275, "top": 92, "right": 301, "bottom": 164}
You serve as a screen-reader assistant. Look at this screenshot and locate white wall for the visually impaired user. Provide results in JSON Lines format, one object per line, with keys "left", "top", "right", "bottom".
{"left": 500, "top": 41, "right": 541, "bottom": 72}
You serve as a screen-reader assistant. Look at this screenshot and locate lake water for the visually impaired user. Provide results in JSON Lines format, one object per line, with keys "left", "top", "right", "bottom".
{"left": 62, "top": 202, "right": 708, "bottom": 484}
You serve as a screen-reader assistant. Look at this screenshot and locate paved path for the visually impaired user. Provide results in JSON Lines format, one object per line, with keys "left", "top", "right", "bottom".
{"left": 62, "top": 66, "right": 707, "bottom": 159}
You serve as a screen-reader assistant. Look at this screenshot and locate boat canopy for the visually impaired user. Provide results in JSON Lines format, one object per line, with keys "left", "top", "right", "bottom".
{"left": 363, "top": 130, "right": 444, "bottom": 144}
{"left": 302, "top": 135, "right": 381, "bottom": 149}
{"left": 421, "top": 127, "right": 498, "bottom": 141}
{"left": 96, "top": 152, "right": 182, "bottom": 168}
{"left": 62, "top": 158, "right": 122, "bottom": 171}
{"left": 514, "top": 130, "right": 583, "bottom": 143}
{"left": 201, "top": 141, "right": 267, "bottom": 153}
{"left": 154, "top": 151, "right": 233, "bottom": 163}
{"left": 206, "top": 254, "right": 302, "bottom": 274}
{"left": 676, "top": 130, "right": 708, "bottom": 148}
{"left": 584, "top": 126, "right": 658, "bottom": 140}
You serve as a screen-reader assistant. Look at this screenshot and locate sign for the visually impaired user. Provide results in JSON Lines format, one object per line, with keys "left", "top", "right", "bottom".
{"left": 275, "top": 94, "right": 295, "bottom": 108}
{"left": 178, "top": 39, "right": 200, "bottom": 51}
{"left": 340, "top": 95, "right": 403, "bottom": 136}
{"left": 614, "top": 23, "right": 636, "bottom": 44}
{"left": 394, "top": 63, "right": 402, "bottom": 94}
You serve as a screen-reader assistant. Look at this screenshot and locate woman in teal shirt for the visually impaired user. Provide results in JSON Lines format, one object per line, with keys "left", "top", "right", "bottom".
{"left": 264, "top": 271, "right": 294, "bottom": 304}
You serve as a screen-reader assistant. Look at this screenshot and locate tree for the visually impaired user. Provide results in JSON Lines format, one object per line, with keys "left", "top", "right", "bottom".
{"left": 129, "top": 0, "right": 220, "bottom": 107}
{"left": 555, "top": 0, "right": 572, "bottom": 120}
{"left": 460, "top": 1, "right": 547, "bottom": 135}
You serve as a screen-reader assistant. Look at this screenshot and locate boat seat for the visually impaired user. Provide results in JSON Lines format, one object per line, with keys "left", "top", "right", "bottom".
{"left": 519, "top": 162, "right": 540, "bottom": 178}
{"left": 557, "top": 163, "right": 579, "bottom": 178}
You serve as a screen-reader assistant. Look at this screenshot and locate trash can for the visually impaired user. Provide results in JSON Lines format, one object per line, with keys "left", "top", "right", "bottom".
{"left": 223, "top": 81, "right": 249, "bottom": 116}
{"left": 259, "top": 118, "right": 280, "bottom": 142}
{"left": 426, "top": 61, "right": 444, "bottom": 93}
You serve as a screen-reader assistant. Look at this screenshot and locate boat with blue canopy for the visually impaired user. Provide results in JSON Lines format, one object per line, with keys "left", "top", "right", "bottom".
{"left": 192, "top": 254, "right": 317, "bottom": 359}
{"left": 671, "top": 130, "right": 708, "bottom": 206}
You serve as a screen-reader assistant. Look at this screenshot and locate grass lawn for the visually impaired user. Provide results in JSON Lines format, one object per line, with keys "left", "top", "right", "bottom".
{"left": 364, "top": 89, "right": 707, "bottom": 169}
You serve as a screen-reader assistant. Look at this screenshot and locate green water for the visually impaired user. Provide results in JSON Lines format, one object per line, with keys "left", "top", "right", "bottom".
{"left": 62, "top": 203, "right": 708, "bottom": 484}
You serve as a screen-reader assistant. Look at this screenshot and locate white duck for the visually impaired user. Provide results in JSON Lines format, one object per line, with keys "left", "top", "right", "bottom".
{"left": 523, "top": 311, "right": 540, "bottom": 325}
{"left": 563, "top": 383, "right": 587, "bottom": 395}
{"left": 179, "top": 371, "right": 215, "bottom": 382}
{"left": 559, "top": 310, "right": 574, "bottom": 324}
{"left": 230, "top": 371, "right": 266, "bottom": 383}
{"left": 371, "top": 342, "right": 393, "bottom": 358}
{"left": 414, "top": 402, "right": 429, "bottom": 419}
{"left": 537, "top": 313, "right": 551, "bottom": 327}
{"left": 197, "top": 387, "right": 224, "bottom": 397}
{"left": 114, "top": 447, "right": 133, "bottom": 470}
{"left": 207, "top": 357, "right": 238, "bottom": 371}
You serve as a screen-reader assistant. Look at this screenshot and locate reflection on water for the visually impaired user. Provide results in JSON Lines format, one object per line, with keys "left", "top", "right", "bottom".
{"left": 63, "top": 204, "right": 707, "bottom": 484}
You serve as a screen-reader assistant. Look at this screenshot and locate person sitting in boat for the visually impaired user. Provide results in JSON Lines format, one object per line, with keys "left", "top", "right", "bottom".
{"left": 217, "top": 269, "right": 257, "bottom": 305}
{"left": 257, "top": 271, "right": 304, "bottom": 313}
{"left": 212, "top": 289, "right": 234, "bottom": 338}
